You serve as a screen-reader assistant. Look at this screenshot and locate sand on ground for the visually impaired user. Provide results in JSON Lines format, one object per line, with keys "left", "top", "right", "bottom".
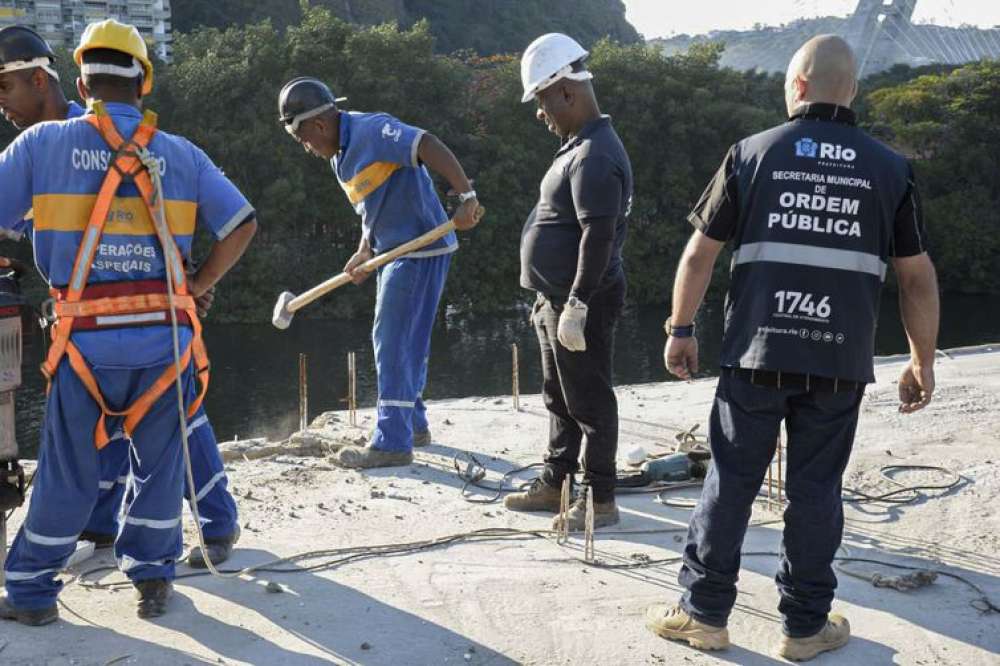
{"left": 1, "top": 348, "right": 998, "bottom": 665}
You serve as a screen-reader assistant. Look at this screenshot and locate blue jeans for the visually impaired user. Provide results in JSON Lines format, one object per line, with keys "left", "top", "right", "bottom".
{"left": 678, "top": 370, "right": 865, "bottom": 637}
{"left": 370, "top": 254, "right": 450, "bottom": 453}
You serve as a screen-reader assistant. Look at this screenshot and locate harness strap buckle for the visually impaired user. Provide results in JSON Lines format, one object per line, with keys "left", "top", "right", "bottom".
{"left": 40, "top": 298, "right": 56, "bottom": 325}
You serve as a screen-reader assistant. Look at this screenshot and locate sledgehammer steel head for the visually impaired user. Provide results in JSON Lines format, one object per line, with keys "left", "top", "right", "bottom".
{"left": 272, "top": 291, "right": 296, "bottom": 330}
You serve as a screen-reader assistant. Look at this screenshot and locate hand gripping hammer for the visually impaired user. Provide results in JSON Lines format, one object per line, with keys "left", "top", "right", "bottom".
{"left": 272, "top": 206, "right": 484, "bottom": 329}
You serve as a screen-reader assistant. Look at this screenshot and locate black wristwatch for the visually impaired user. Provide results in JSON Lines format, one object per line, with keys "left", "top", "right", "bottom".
{"left": 664, "top": 317, "right": 695, "bottom": 338}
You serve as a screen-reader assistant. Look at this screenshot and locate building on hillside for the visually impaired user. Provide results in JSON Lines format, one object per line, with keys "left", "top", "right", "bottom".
{"left": 0, "top": 0, "right": 172, "bottom": 61}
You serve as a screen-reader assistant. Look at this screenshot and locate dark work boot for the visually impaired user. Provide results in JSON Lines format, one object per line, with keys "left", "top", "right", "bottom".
{"left": 503, "top": 478, "right": 564, "bottom": 513}
{"left": 336, "top": 446, "right": 413, "bottom": 469}
{"left": 134, "top": 579, "right": 173, "bottom": 619}
{"left": 0, "top": 594, "right": 58, "bottom": 626}
{"left": 78, "top": 530, "right": 115, "bottom": 549}
{"left": 368, "top": 430, "right": 432, "bottom": 447}
{"left": 188, "top": 526, "right": 241, "bottom": 569}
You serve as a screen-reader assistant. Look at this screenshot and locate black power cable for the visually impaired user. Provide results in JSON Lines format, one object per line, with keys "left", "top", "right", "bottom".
{"left": 452, "top": 451, "right": 545, "bottom": 504}
{"left": 842, "top": 465, "right": 963, "bottom": 504}
{"left": 71, "top": 528, "right": 999, "bottom": 616}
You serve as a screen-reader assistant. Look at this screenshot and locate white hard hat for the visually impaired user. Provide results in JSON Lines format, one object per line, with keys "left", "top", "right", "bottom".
{"left": 520, "top": 33, "right": 593, "bottom": 103}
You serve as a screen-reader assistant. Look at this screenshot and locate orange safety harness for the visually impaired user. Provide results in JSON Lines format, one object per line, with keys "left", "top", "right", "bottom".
{"left": 41, "top": 102, "right": 210, "bottom": 449}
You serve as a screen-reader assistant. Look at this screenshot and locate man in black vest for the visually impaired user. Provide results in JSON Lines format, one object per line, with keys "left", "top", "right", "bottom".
{"left": 645, "top": 35, "right": 939, "bottom": 661}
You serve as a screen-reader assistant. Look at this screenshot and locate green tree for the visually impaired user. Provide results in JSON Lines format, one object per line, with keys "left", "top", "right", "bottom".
{"left": 867, "top": 61, "right": 1000, "bottom": 293}
{"left": 404, "top": 0, "right": 640, "bottom": 54}
{"left": 171, "top": 0, "right": 640, "bottom": 54}
{"left": 1, "top": 9, "right": 993, "bottom": 322}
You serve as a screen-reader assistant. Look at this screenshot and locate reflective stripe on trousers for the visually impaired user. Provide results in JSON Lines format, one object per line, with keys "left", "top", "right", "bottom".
{"left": 85, "top": 407, "right": 239, "bottom": 540}
{"left": 370, "top": 255, "right": 450, "bottom": 452}
{"left": 4, "top": 360, "right": 193, "bottom": 610}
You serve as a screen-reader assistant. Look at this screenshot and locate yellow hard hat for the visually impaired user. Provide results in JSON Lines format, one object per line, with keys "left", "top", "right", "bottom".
{"left": 73, "top": 19, "right": 154, "bottom": 96}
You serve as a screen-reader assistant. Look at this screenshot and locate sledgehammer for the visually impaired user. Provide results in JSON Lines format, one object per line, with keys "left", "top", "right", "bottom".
{"left": 272, "top": 206, "right": 484, "bottom": 329}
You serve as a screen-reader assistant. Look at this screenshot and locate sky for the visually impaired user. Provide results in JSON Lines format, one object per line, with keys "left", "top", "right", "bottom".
{"left": 623, "top": 1, "right": 1000, "bottom": 39}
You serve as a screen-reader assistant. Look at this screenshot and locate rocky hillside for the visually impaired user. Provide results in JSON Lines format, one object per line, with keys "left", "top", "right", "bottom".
{"left": 653, "top": 14, "right": 1000, "bottom": 75}
{"left": 170, "top": 0, "right": 640, "bottom": 53}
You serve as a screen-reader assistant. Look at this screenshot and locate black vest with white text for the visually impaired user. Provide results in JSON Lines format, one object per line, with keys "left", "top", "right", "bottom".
{"left": 721, "top": 108, "right": 910, "bottom": 382}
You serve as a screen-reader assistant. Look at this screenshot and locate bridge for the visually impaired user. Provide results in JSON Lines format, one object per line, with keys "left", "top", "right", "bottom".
{"left": 655, "top": 0, "right": 1000, "bottom": 76}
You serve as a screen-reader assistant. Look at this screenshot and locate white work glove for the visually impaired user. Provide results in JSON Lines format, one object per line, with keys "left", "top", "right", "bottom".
{"left": 557, "top": 297, "right": 588, "bottom": 352}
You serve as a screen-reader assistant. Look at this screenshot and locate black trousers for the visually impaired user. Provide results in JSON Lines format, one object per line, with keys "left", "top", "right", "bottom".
{"left": 678, "top": 371, "right": 865, "bottom": 637}
{"left": 534, "top": 278, "right": 625, "bottom": 503}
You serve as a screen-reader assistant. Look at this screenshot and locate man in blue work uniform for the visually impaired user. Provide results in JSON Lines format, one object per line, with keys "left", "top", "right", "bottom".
{"left": 0, "top": 20, "right": 256, "bottom": 624}
{"left": 0, "top": 25, "right": 82, "bottom": 131}
{"left": 645, "top": 36, "right": 940, "bottom": 661}
{"left": 0, "top": 25, "right": 241, "bottom": 568}
{"left": 278, "top": 77, "right": 481, "bottom": 469}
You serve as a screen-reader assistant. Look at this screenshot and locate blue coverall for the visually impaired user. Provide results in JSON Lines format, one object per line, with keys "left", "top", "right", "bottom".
{"left": 332, "top": 112, "right": 454, "bottom": 452}
{"left": 87, "top": 407, "right": 239, "bottom": 541}
{"left": 0, "top": 102, "right": 254, "bottom": 609}
{"left": 15, "top": 102, "right": 238, "bottom": 544}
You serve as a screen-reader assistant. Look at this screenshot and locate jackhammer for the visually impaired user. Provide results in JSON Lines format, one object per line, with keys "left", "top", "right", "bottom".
{"left": 0, "top": 260, "right": 29, "bottom": 585}
{"left": 616, "top": 450, "right": 712, "bottom": 488}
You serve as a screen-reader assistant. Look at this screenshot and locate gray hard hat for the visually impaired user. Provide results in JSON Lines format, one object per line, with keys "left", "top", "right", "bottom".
{"left": 278, "top": 77, "right": 346, "bottom": 132}
{"left": 0, "top": 25, "right": 58, "bottom": 79}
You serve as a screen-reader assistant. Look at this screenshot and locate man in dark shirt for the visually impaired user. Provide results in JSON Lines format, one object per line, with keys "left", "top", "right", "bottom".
{"left": 644, "top": 36, "right": 940, "bottom": 661}
{"left": 504, "top": 33, "right": 633, "bottom": 531}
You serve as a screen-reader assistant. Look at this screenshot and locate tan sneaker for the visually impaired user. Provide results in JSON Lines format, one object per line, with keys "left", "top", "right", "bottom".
{"left": 776, "top": 614, "right": 850, "bottom": 661}
{"left": 336, "top": 446, "right": 413, "bottom": 469}
{"left": 552, "top": 497, "right": 619, "bottom": 531}
{"left": 503, "top": 478, "right": 563, "bottom": 513}
{"left": 645, "top": 604, "right": 730, "bottom": 651}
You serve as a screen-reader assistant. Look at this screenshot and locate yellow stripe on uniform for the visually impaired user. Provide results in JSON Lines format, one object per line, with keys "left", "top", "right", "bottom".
{"left": 32, "top": 193, "right": 197, "bottom": 236}
{"left": 340, "top": 161, "right": 401, "bottom": 205}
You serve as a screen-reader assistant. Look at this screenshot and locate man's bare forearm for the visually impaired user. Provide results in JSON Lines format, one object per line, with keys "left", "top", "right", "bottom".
{"left": 896, "top": 254, "right": 940, "bottom": 367}
{"left": 670, "top": 231, "right": 724, "bottom": 325}
{"left": 192, "top": 219, "right": 257, "bottom": 297}
{"left": 417, "top": 133, "right": 473, "bottom": 195}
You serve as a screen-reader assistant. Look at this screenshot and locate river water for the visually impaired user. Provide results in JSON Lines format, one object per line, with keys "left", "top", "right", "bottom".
{"left": 14, "top": 294, "right": 1000, "bottom": 456}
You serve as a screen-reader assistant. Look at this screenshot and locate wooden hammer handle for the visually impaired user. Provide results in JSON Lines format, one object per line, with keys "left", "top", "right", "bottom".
{"left": 287, "top": 207, "right": 483, "bottom": 314}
